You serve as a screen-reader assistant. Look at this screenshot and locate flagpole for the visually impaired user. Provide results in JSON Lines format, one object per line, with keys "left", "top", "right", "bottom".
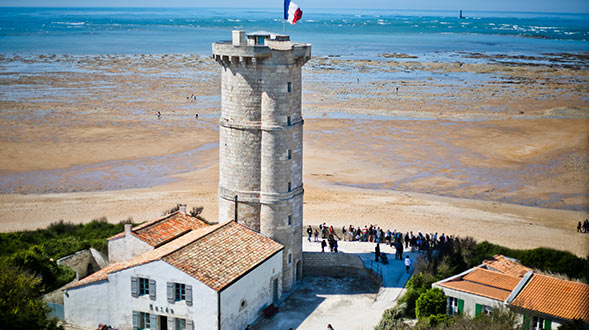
{"left": 283, "top": 20, "right": 285, "bottom": 33}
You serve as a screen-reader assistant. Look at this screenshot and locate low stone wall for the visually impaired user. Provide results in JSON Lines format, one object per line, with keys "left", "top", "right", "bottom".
{"left": 303, "top": 252, "right": 382, "bottom": 286}
{"left": 57, "top": 248, "right": 108, "bottom": 281}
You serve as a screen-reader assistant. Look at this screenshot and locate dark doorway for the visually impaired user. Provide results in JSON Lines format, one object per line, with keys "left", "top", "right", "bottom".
{"left": 296, "top": 261, "right": 302, "bottom": 282}
{"left": 272, "top": 278, "right": 279, "bottom": 305}
{"left": 159, "top": 315, "right": 167, "bottom": 330}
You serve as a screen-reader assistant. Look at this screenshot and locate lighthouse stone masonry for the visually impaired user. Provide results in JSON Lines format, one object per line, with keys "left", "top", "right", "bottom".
{"left": 212, "top": 31, "right": 311, "bottom": 293}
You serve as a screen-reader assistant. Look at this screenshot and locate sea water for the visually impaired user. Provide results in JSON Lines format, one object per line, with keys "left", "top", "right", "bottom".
{"left": 0, "top": 7, "right": 587, "bottom": 58}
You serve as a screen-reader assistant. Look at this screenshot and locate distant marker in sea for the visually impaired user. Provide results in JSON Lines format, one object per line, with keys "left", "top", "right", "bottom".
{"left": 459, "top": 10, "right": 465, "bottom": 19}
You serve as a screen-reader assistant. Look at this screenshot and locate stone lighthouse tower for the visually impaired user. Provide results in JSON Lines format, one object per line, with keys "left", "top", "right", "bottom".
{"left": 212, "top": 31, "right": 311, "bottom": 293}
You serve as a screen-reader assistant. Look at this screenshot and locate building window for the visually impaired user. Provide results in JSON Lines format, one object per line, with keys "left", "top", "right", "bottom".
{"left": 175, "top": 283, "right": 186, "bottom": 301}
{"left": 532, "top": 316, "right": 547, "bottom": 330}
{"left": 139, "top": 312, "right": 151, "bottom": 329}
{"left": 168, "top": 282, "right": 192, "bottom": 306}
{"left": 288, "top": 182, "right": 291, "bottom": 192}
{"left": 287, "top": 149, "right": 292, "bottom": 160}
{"left": 448, "top": 297, "right": 459, "bottom": 315}
{"left": 288, "top": 253, "right": 292, "bottom": 264}
{"left": 139, "top": 277, "right": 150, "bottom": 296}
{"left": 287, "top": 215, "right": 292, "bottom": 225}
{"left": 175, "top": 318, "right": 186, "bottom": 330}
{"left": 287, "top": 116, "right": 291, "bottom": 126}
{"left": 482, "top": 305, "right": 492, "bottom": 315}
{"left": 287, "top": 82, "right": 292, "bottom": 93}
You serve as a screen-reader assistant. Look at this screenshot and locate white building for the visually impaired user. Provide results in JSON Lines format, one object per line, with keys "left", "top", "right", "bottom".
{"left": 64, "top": 221, "right": 283, "bottom": 330}
{"left": 433, "top": 255, "right": 589, "bottom": 329}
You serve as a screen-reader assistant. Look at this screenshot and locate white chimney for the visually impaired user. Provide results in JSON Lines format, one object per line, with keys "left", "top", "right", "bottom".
{"left": 124, "top": 224, "right": 132, "bottom": 236}
{"left": 178, "top": 204, "right": 187, "bottom": 214}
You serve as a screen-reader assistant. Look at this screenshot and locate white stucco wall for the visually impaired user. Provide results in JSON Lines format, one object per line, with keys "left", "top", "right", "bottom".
{"left": 220, "top": 251, "right": 283, "bottom": 330}
{"left": 433, "top": 285, "right": 505, "bottom": 316}
{"left": 108, "top": 234, "right": 152, "bottom": 264}
{"left": 64, "top": 280, "right": 109, "bottom": 328}
{"left": 109, "top": 260, "right": 219, "bottom": 330}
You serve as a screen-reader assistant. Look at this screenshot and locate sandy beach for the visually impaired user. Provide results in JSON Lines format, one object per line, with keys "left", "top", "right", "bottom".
{"left": 0, "top": 53, "right": 587, "bottom": 256}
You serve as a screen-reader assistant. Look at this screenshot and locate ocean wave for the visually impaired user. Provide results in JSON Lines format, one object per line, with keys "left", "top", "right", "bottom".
{"left": 52, "top": 21, "right": 86, "bottom": 26}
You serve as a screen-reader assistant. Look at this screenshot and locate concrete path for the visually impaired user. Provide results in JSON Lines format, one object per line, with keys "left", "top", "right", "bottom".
{"left": 254, "top": 239, "right": 418, "bottom": 330}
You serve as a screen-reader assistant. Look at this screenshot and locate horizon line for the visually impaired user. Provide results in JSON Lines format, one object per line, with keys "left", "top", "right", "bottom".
{"left": 0, "top": 6, "right": 588, "bottom": 15}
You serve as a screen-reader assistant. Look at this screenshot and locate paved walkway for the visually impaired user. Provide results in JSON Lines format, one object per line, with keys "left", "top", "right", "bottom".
{"left": 255, "top": 239, "right": 418, "bottom": 330}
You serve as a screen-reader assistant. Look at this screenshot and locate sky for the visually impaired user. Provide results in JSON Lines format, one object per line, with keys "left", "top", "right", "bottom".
{"left": 0, "top": 0, "right": 588, "bottom": 13}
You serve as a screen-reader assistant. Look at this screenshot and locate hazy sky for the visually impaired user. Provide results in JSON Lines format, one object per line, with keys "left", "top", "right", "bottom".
{"left": 0, "top": 0, "right": 588, "bottom": 13}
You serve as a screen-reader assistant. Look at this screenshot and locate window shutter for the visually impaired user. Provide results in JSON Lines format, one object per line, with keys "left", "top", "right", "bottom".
{"left": 149, "top": 279, "right": 156, "bottom": 301}
{"left": 185, "top": 284, "right": 193, "bottom": 306}
{"left": 132, "top": 311, "right": 138, "bottom": 329}
{"left": 131, "top": 277, "right": 138, "bottom": 298}
{"left": 167, "top": 317, "right": 174, "bottom": 330}
{"left": 544, "top": 319, "right": 552, "bottom": 330}
{"left": 167, "top": 282, "right": 174, "bottom": 304}
{"left": 523, "top": 314, "right": 530, "bottom": 330}
{"left": 149, "top": 313, "right": 157, "bottom": 330}
{"left": 475, "top": 304, "right": 482, "bottom": 316}
{"left": 186, "top": 319, "right": 194, "bottom": 330}
{"left": 457, "top": 299, "right": 464, "bottom": 315}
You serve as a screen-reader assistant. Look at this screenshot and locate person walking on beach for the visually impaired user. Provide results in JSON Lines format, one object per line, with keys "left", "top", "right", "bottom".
{"left": 578, "top": 221, "right": 583, "bottom": 233}
{"left": 321, "top": 239, "right": 327, "bottom": 253}
{"left": 342, "top": 225, "right": 347, "bottom": 241}
{"left": 307, "top": 225, "right": 313, "bottom": 242}
{"left": 405, "top": 255, "right": 411, "bottom": 273}
{"left": 314, "top": 229, "right": 319, "bottom": 242}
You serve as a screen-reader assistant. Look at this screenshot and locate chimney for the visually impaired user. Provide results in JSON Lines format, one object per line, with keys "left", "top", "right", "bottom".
{"left": 178, "top": 204, "right": 187, "bottom": 214}
{"left": 124, "top": 224, "right": 132, "bottom": 237}
{"left": 232, "top": 30, "right": 246, "bottom": 46}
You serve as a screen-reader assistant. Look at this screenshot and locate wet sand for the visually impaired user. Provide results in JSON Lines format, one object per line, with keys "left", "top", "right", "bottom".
{"left": 0, "top": 53, "right": 587, "bottom": 256}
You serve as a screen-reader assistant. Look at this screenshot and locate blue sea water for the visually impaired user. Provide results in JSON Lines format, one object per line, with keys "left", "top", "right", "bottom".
{"left": 0, "top": 7, "right": 588, "bottom": 58}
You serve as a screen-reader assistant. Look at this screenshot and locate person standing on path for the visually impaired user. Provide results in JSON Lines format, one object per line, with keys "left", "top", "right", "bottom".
{"left": 375, "top": 243, "right": 381, "bottom": 262}
{"left": 405, "top": 255, "right": 411, "bottom": 273}
{"left": 307, "top": 225, "right": 313, "bottom": 242}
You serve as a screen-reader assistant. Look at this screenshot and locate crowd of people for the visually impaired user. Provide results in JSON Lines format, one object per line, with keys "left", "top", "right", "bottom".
{"left": 306, "top": 223, "right": 455, "bottom": 262}
{"left": 577, "top": 219, "right": 589, "bottom": 233}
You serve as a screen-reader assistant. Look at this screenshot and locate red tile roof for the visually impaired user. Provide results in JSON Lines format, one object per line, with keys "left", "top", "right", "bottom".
{"left": 437, "top": 268, "right": 521, "bottom": 301}
{"left": 438, "top": 280, "right": 513, "bottom": 301}
{"left": 464, "top": 267, "right": 522, "bottom": 291}
{"left": 511, "top": 273, "right": 589, "bottom": 322}
{"left": 163, "top": 221, "right": 283, "bottom": 291}
{"left": 68, "top": 221, "right": 283, "bottom": 292}
{"left": 108, "top": 211, "right": 209, "bottom": 247}
{"left": 482, "top": 255, "right": 532, "bottom": 278}
{"left": 68, "top": 225, "right": 220, "bottom": 289}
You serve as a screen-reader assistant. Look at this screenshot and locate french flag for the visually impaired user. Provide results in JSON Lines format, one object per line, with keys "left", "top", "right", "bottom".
{"left": 284, "top": 0, "right": 303, "bottom": 25}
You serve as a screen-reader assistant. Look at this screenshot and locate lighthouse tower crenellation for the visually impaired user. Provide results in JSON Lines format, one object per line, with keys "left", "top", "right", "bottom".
{"left": 212, "top": 30, "right": 311, "bottom": 293}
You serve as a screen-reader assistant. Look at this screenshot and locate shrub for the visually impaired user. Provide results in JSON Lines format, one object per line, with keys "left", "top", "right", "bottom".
{"left": 415, "top": 288, "right": 446, "bottom": 319}
{"left": 426, "top": 313, "right": 450, "bottom": 327}
{"left": 6, "top": 245, "right": 75, "bottom": 291}
{"left": 0, "top": 265, "right": 64, "bottom": 330}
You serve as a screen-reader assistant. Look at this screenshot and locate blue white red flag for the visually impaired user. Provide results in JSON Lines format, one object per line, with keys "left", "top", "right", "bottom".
{"left": 284, "top": 0, "right": 303, "bottom": 25}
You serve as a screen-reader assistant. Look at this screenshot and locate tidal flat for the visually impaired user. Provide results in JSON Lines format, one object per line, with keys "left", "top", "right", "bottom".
{"left": 0, "top": 52, "right": 587, "bottom": 255}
